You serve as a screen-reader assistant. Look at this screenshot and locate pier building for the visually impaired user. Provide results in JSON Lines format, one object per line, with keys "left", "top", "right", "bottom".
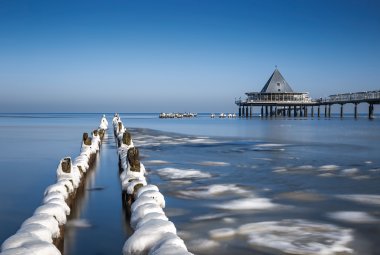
{"left": 236, "top": 68, "right": 380, "bottom": 119}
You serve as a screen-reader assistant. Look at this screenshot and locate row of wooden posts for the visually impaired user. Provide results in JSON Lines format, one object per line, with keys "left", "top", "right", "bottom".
{"left": 0, "top": 116, "right": 108, "bottom": 254}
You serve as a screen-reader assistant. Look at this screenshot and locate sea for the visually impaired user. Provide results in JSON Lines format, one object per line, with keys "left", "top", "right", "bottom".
{"left": 0, "top": 113, "right": 379, "bottom": 255}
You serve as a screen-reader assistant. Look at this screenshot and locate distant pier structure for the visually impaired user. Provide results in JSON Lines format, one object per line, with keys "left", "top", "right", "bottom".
{"left": 235, "top": 68, "right": 380, "bottom": 119}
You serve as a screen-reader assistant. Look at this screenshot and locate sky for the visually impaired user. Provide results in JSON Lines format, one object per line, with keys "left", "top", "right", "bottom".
{"left": 0, "top": 0, "right": 379, "bottom": 113}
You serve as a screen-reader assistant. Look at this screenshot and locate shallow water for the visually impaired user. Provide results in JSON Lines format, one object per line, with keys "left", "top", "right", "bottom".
{"left": 0, "top": 113, "right": 380, "bottom": 255}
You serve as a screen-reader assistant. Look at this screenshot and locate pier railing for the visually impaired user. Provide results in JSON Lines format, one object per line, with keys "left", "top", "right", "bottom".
{"left": 315, "top": 90, "right": 380, "bottom": 104}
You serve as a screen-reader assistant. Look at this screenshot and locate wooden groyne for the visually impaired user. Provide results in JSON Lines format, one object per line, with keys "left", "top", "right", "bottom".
{"left": 112, "top": 114, "right": 192, "bottom": 255}
{"left": 0, "top": 116, "right": 109, "bottom": 255}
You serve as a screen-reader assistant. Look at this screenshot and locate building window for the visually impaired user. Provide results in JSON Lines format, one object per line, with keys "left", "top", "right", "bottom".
{"left": 277, "top": 82, "right": 280, "bottom": 86}
{"left": 278, "top": 89, "right": 281, "bottom": 92}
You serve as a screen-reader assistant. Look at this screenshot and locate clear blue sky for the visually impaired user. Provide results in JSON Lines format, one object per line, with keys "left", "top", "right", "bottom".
{"left": 0, "top": 0, "right": 379, "bottom": 113}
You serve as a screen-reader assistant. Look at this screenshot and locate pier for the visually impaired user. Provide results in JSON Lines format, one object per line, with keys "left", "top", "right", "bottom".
{"left": 235, "top": 69, "right": 380, "bottom": 119}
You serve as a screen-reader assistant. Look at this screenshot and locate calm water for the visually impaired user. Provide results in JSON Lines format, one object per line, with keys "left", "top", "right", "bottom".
{"left": 0, "top": 113, "right": 380, "bottom": 255}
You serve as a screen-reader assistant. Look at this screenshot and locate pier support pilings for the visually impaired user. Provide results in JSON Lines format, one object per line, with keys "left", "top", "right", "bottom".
{"left": 354, "top": 103, "right": 358, "bottom": 118}
{"left": 369, "top": 103, "right": 374, "bottom": 119}
{"left": 340, "top": 104, "right": 344, "bottom": 118}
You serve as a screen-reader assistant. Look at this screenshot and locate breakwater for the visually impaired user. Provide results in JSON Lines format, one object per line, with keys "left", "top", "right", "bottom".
{"left": 112, "top": 114, "right": 192, "bottom": 255}
{"left": 0, "top": 116, "right": 108, "bottom": 255}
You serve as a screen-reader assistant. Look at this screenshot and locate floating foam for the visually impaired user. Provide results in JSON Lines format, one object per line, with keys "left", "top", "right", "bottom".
{"left": 238, "top": 219, "right": 353, "bottom": 255}
{"left": 335, "top": 194, "right": 380, "bottom": 206}
{"left": 196, "top": 161, "right": 230, "bottom": 166}
{"left": 211, "top": 197, "right": 278, "bottom": 210}
{"left": 122, "top": 219, "right": 177, "bottom": 255}
{"left": 157, "top": 168, "right": 211, "bottom": 180}
{"left": 319, "top": 165, "right": 340, "bottom": 171}
{"left": 327, "top": 211, "right": 379, "bottom": 223}
{"left": 176, "top": 184, "right": 251, "bottom": 199}
{"left": 209, "top": 228, "right": 236, "bottom": 239}
{"left": 255, "top": 143, "right": 287, "bottom": 147}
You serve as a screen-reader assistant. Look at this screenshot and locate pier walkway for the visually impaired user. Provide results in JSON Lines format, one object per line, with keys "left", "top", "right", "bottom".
{"left": 236, "top": 90, "right": 380, "bottom": 119}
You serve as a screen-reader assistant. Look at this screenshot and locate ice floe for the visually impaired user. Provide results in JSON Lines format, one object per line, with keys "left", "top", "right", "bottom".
{"left": 335, "top": 194, "right": 380, "bottom": 206}
{"left": 208, "top": 228, "right": 236, "bottom": 239}
{"left": 327, "top": 211, "right": 379, "bottom": 223}
{"left": 157, "top": 167, "right": 211, "bottom": 180}
{"left": 238, "top": 219, "right": 353, "bottom": 255}
{"left": 196, "top": 161, "right": 230, "bottom": 166}
{"left": 319, "top": 165, "right": 340, "bottom": 171}
{"left": 176, "top": 184, "right": 251, "bottom": 199}
{"left": 187, "top": 239, "right": 220, "bottom": 253}
{"left": 211, "top": 197, "right": 279, "bottom": 210}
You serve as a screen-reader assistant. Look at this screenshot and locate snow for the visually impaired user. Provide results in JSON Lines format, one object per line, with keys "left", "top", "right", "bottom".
{"left": 135, "top": 185, "right": 159, "bottom": 199}
{"left": 157, "top": 168, "right": 211, "bottom": 180}
{"left": 336, "top": 194, "right": 380, "bottom": 206}
{"left": 211, "top": 197, "right": 278, "bottom": 210}
{"left": 327, "top": 211, "right": 379, "bottom": 223}
{"left": 123, "top": 219, "right": 177, "bottom": 255}
{"left": 34, "top": 204, "right": 68, "bottom": 225}
{"left": 176, "top": 184, "right": 250, "bottom": 199}
{"left": 148, "top": 232, "right": 190, "bottom": 255}
{"left": 138, "top": 190, "right": 165, "bottom": 208}
{"left": 21, "top": 214, "right": 60, "bottom": 238}
{"left": 44, "top": 184, "right": 69, "bottom": 200}
{"left": 125, "top": 179, "right": 148, "bottom": 195}
{"left": 1, "top": 232, "right": 44, "bottom": 251}
{"left": 130, "top": 203, "right": 165, "bottom": 229}
{"left": 238, "top": 219, "right": 353, "bottom": 255}
{"left": 136, "top": 213, "right": 169, "bottom": 229}
{"left": 99, "top": 115, "right": 108, "bottom": 130}
{"left": 319, "top": 165, "right": 340, "bottom": 171}
{"left": 17, "top": 224, "right": 53, "bottom": 243}
{"left": 42, "top": 192, "right": 65, "bottom": 204}
{"left": 208, "top": 228, "right": 236, "bottom": 239}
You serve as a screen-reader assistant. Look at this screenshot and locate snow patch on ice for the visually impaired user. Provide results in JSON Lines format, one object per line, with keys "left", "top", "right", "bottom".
{"left": 319, "top": 165, "right": 340, "bottom": 171}
{"left": 209, "top": 228, "right": 235, "bottom": 239}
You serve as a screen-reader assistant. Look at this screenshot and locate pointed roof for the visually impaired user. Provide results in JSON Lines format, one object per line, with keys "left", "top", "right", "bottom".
{"left": 260, "top": 68, "right": 294, "bottom": 93}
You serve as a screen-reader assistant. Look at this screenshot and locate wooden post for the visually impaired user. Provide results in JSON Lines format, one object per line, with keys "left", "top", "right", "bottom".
{"left": 354, "top": 103, "right": 358, "bottom": 118}
{"left": 311, "top": 106, "right": 314, "bottom": 117}
{"left": 261, "top": 106, "right": 264, "bottom": 117}
{"left": 369, "top": 104, "right": 374, "bottom": 119}
{"left": 294, "top": 106, "right": 297, "bottom": 117}
{"left": 324, "top": 105, "right": 327, "bottom": 117}
{"left": 340, "top": 104, "right": 344, "bottom": 118}
{"left": 239, "top": 107, "right": 241, "bottom": 117}
{"left": 328, "top": 104, "right": 331, "bottom": 118}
